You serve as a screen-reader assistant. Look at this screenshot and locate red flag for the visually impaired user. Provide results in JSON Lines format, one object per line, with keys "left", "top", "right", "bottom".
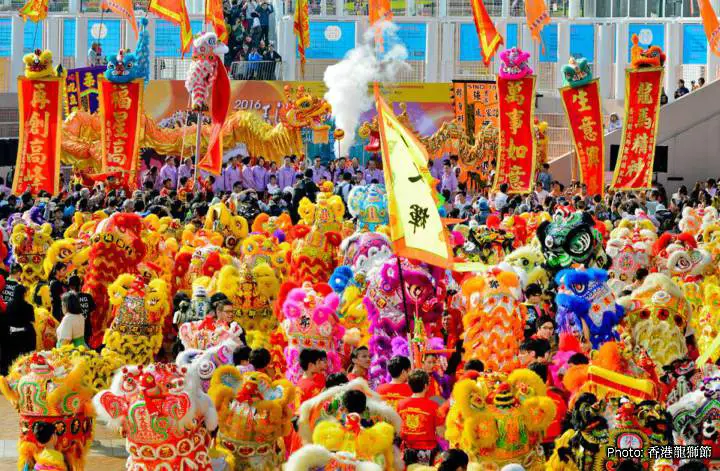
{"left": 102, "top": 0, "right": 138, "bottom": 38}
{"left": 149, "top": 0, "right": 192, "bottom": 55}
{"left": 205, "top": 0, "right": 228, "bottom": 44}
{"left": 698, "top": 0, "right": 720, "bottom": 56}
{"left": 525, "top": 0, "right": 550, "bottom": 43}
{"left": 611, "top": 68, "right": 664, "bottom": 190}
{"left": 198, "top": 61, "right": 230, "bottom": 175}
{"left": 470, "top": 0, "right": 503, "bottom": 65}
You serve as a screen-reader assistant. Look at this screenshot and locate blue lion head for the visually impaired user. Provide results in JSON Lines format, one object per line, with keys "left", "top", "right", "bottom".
{"left": 105, "top": 49, "right": 140, "bottom": 83}
{"left": 555, "top": 267, "right": 624, "bottom": 349}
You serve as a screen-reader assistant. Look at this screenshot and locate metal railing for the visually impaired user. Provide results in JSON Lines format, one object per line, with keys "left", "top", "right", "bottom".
{"left": 230, "top": 60, "right": 283, "bottom": 80}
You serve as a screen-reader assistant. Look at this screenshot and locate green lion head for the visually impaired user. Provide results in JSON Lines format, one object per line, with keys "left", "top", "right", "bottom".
{"left": 562, "top": 56, "right": 592, "bottom": 88}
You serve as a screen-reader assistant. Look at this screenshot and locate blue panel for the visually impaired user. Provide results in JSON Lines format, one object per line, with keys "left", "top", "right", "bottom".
{"left": 628, "top": 23, "right": 665, "bottom": 62}
{"left": 506, "top": 23, "right": 518, "bottom": 49}
{"left": 155, "top": 20, "right": 205, "bottom": 58}
{"left": 683, "top": 24, "right": 707, "bottom": 65}
{"left": 0, "top": 19, "right": 10, "bottom": 58}
{"left": 155, "top": 20, "right": 181, "bottom": 57}
{"left": 459, "top": 23, "right": 513, "bottom": 62}
{"left": 23, "top": 21, "right": 43, "bottom": 54}
{"left": 539, "top": 23, "right": 558, "bottom": 63}
{"left": 458, "top": 23, "right": 481, "bottom": 62}
{"left": 386, "top": 23, "right": 426, "bottom": 60}
{"left": 87, "top": 19, "right": 121, "bottom": 57}
{"left": 303, "top": 21, "right": 355, "bottom": 60}
{"left": 63, "top": 19, "right": 76, "bottom": 58}
{"left": 570, "top": 24, "right": 594, "bottom": 62}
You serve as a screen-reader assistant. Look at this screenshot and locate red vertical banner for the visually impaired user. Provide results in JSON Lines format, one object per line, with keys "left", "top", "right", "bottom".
{"left": 99, "top": 77, "right": 144, "bottom": 189}
{"left": 493, "top": 75, "right": 537, "bottom": 194}
{"left": 13, "top": 77, "right": 63, "bottom": 195}
{"left": 611, "top": 68, "right": 664, "bottom": 190}
{"left": 560, "top": 79, "right": 605, "bottom": 196}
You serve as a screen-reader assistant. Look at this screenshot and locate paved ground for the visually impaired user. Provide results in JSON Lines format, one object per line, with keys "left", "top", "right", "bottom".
{"left": 0, "top": 398, "right": 128, "bottom": 469}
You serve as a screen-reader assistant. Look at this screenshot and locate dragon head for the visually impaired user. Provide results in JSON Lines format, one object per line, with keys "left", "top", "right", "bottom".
{"left": 499, "top": 47, "right": 533, "bottom": 80}
{"left": 562, "top": 56, "right": 592, "bottom": 88}
{"left": 631, "top": 34, "right": 666, "bottom": 68}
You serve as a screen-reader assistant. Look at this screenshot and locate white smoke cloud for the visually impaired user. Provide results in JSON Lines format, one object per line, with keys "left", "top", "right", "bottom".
{"left": 323, "top": 21, "right": 410, "bottom": 156}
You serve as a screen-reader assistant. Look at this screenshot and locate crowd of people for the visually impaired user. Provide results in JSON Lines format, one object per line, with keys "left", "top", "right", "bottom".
{"left": 223, "top": 0, "right": 282, "bottom": 79}
{"left": 0, "top": 149, "right": 717, "bottom": 471}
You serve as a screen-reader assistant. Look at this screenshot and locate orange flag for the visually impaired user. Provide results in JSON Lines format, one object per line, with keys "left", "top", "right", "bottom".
{"left": 205, "top": 0, "right": 228, "bottom": 44}
{"left": 525, "top": 0, "right": 550, "bottom": 43}
{"left": 470, "top": 0, "right": 503, "bottom": 65}
{"left": 18, "top": 0, "right": 48, "bottom": 22}
{"left": 102, "top": 0, "right": 138, "bottom": 38}
{"left": 369, "top": 0, "right": 392, "bottom": 25}
{"left": 698, "top": 0, "right": 720, "bottom": 56}
{"left": 294, "top": 0, "right": 310, "bottom": 78}
{"left": 149, "top": 0, "right": 192, "bottom": 55}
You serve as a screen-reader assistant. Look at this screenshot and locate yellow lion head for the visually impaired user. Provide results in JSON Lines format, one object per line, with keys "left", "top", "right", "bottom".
{"left": 23, "top": 49, "right": 56, "bottom": 79}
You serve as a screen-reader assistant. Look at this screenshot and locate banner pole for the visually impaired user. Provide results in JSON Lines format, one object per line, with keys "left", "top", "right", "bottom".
{"left": 194, "top": 111, "right": 203, "bottom": 190}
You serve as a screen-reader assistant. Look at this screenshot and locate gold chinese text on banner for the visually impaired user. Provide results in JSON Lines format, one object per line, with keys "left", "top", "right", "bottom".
{"left": 99, "top": 77, "right": 144, "bottom": 190}
{"left": 14, "top": 77, "right": 63, "bottom": 195}
{"left": 493, "top": 75, "right": 537, "bottom": 194}
{"left": 559, "top": 79, "right": 605, "bottom": 196}
{"left": 375, "top": 89, "right": 452, "bottom": 268}
{"left": 611, "top": 67, "right": 663, "bottom": 191}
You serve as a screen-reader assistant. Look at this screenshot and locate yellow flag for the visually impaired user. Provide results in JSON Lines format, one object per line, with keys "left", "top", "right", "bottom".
{"left": 375, "top": 87, "right": 452, "bottom": 268}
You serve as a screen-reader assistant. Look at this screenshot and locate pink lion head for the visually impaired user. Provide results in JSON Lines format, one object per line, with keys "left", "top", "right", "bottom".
{"left": 281, "top": 283, "right": 344, "bottom": 382}
{"left": 499, "top": 47, "right": 533, "bottom": 80}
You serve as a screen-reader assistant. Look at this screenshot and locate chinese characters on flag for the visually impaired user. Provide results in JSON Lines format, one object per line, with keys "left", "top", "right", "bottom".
{"left": 560, "top": 79, "right": 605, "bottom": 196}
{"left": 611, "top": 68, "right": 664, "bottom": 190}
{"left": 493, "top": 75, "right": 537, "bottom": 194}
{"left": 64, "top": 66, "right": 105, "bottom": 114}
{"left": 99, "top": 77, "right": 144, "bottom": 190}
{"left": 375, "top": 88, "right": 452, "bottom": 268}
{"left": 452, "top": 81, "right": 498, "bottom": 134}
{"left": 13, "top": 77, "right": 62, "bottom": 195}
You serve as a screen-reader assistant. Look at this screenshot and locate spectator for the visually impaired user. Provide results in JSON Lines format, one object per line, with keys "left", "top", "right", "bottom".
{"left": 277, "top": 156, "right": 296, "bottom": 190}
{"left": 674, "top": 79, "right": 689, "bottom": 99}
{"left": 247, "top": 47, "right": 263, "bottom": 79}
{"left": 532, "top": 181, "right": 549, "bottom": 207}
{"left": 88, "top": 42, "right": 103, "bottom": 66}
{"left": 1, "top": 285, "right": 35, "bottom": 374}
{"left": 363, "top": 158, "right": 384, "bottom": 184}
{"left": 698, "top": 77, "right": 705, "bottom": 88}
{"left": 494, "top": 183, "right": 509, "bottom": 211}
{"left": 607, "top": 112, "right": 622, "bottom": 132}
{"left": 56, "top": 291, "right": 86, "bottom": 347}
{"left": 440, "top": 160, "right": 458, "bottom": 194}
{"left": 257, "top": 1, "right": 274, "bottom": 43}
{"left": 250, "top": 12, "right": 262, "bottom": 47}
{"left": 68, "top": 275, "right": 96, "bottom": 344}
{"left": 159, "top": 156, "right": 178, "bottom": 190}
